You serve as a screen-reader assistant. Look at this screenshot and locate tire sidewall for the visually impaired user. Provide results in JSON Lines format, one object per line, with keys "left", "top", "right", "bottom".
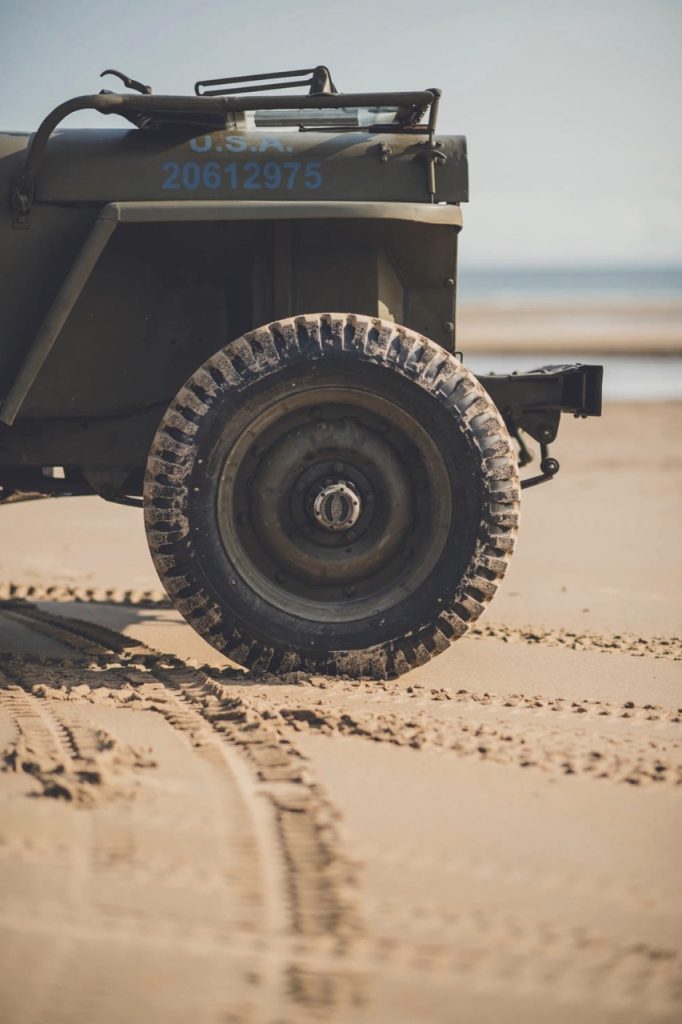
{"left": 144, "top": 314, "right": 520, "bottom": 674}
{"left": 185, "top": 352, "right": 484, "bottom": 653}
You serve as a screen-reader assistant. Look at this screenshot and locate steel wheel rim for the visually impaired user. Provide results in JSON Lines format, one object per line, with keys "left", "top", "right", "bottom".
{"left": 215, "top": 383, "right": 453, "bottom": 623}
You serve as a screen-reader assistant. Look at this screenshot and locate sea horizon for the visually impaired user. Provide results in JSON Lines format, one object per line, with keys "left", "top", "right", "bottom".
{"left": 458, "top": 264, "right": 682, "bottom": 304}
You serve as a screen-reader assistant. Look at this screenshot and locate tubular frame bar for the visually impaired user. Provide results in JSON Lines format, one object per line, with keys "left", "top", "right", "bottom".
{"left": 12, "top": 90, "right": 437, "bottom": 216}
{"left": 0, "top": 216, "right": 116, "bottom": 426}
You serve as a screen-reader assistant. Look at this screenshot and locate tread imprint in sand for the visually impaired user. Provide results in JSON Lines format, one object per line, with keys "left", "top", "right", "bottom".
{"left": 0, "top": 604, "right": 362, "bottom": 961}
{"left": 2, "top": 582, "right": 680, "bottom": 660}
{"left": 2, "top": 601, "right": 680, "bottom": 789}
{"left": 0, "top": 678, "right": 155, "bottom": 805}
{"left": 1, "top": 601, "right": 681, "bottom": 1015}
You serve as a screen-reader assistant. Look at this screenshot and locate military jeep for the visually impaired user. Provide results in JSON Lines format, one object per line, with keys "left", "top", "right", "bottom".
{"left": 0, "top": 67, "right": 602, "bottom": 676}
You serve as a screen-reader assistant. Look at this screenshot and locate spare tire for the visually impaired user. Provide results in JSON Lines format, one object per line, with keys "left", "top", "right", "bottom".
{"left": 144, "top": 314, "right": 519, "bottom": 677}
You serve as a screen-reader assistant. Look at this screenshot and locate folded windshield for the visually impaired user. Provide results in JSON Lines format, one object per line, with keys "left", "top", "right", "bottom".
{"left": 252, "top": 106, "right": 408, "bottom": 129}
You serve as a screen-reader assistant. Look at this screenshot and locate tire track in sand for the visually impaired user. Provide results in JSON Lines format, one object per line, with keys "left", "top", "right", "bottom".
{"left": 0, "top": 602, "right": 365, "bottom": 1022}
{"left": 279, "top": 702, "right": 681, "bottom": 785}
{"left": 2, "top": 601, "right": 681, "bottom": 1020}
{"left": 470, "top": 621, "right": 682, "bottom": 661}
{"left": 1, "top": 580, "right": 680, "bottom": 660}
{"left": 5, "top": 650, "right": 679, "bottom": 1016}
{"left": 196, "top": 672, "right": 682, "bottom": 787}
{"left": 0, "top": 598, "right": 362, "bottom": 944}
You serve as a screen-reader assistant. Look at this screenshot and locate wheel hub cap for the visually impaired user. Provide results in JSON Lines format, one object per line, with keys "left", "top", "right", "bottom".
{"left": 215, "top": 382, "right": 453, "bottom": 622}
{"left": 312, "top": 481, "right": 361, "bottom": 532}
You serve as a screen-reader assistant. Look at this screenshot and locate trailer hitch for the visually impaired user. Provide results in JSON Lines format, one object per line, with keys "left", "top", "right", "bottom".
{"left": 508, "top": 425, "right": 560, "bottom": 488}
{"left": 478, "top": 363, "right": 603, "bottom": 490}
{"left": 519, "top": 443, "right": 560, "bottom": 489}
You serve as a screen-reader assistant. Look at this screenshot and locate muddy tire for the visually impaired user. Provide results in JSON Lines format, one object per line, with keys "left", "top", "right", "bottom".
{"left": 144, "top": 314, "right": 520, "bottom": 677}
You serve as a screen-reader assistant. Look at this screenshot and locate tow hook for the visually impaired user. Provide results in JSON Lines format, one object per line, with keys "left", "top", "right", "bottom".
{"left": 521, "top": 444, "right": 560, "bottom": 489}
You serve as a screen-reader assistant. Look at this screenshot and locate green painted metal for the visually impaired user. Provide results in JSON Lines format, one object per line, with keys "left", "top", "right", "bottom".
{"left": 0, "top": 77, "right": 471, "bottom": 487}
{"left": 0, "top": 201, "right": 462, "bottom": 426}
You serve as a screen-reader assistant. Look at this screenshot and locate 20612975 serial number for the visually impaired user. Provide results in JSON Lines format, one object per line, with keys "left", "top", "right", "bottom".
{"left": 162, "top": 134, "right": 323, "bottom": 192}
{"left": 161, "top": 159, "right": 323, "bottom": 191}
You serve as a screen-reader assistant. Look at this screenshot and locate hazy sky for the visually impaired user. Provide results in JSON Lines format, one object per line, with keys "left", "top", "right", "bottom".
{"left": 2, "top": 0, "right": 681, "bottom": 266}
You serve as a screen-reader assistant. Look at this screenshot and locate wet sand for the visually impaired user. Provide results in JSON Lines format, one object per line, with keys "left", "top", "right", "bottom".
{"left": 0, "top": 401, "right": 680, "bottom": 1023}
{"left": 458, "top": 299, "right": 682, "bottom": 353}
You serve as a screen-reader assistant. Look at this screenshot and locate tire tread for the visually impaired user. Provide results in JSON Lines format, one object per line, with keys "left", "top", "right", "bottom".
{"left": 144, "top": 314, "right": 520, "bottom": 678}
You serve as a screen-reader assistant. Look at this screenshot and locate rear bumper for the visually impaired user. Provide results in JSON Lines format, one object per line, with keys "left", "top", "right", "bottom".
{"left": 478, "top": 363, "right": 603, "bottom": 443}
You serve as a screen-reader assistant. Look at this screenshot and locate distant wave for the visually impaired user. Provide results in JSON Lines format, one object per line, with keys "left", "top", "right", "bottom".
{"left": 458, "top": 266, "right": 682, "bottom": 303}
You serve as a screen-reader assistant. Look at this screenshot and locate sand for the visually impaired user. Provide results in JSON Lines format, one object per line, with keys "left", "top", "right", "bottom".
{"left": 457, "top": 299, "right": 682, "bottom": 353}
{"left": 0, "top": 400, "right": 680, "bottom": 1023}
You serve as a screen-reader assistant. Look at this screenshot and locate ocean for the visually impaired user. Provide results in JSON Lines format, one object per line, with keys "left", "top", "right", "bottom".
{"left": 464, "top": 351, "right": 682, "bottom": 402}
{"left": 457, "top": 265, "right": 682, "bottom": 400}
{"left": 457, "top": 265, "right": 682, "bottom": 304}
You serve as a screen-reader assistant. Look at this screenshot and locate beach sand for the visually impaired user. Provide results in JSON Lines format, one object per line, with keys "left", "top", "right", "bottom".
{"left": 0, "top": 401, "right": 680, "bottom": 1023}
{"left": 457, "top": 299, "right": 682, "bottom": 353}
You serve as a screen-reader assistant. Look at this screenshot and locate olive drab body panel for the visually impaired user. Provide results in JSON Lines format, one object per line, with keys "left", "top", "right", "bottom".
{"left": 0, "top": 66, "right": 602, "bottom": 676}
{"left": 2, "top": 128, "right": 468, "bottom": 205}
{"left": 0, "top": 120, "right": 466, "bottom": 426}
{"left": 0, "top": 67, "right": 601, "bottom": 501}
